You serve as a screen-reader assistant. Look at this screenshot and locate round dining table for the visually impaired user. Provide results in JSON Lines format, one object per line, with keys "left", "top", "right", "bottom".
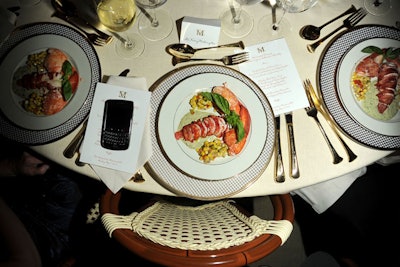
{"left": 1, "top": 0, "right": 399, "bottom": 199}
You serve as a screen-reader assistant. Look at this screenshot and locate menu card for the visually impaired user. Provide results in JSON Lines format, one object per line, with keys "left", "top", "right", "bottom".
{"left": 239, "top": 38, "right": 309, "bottom": 115}
{"left": 80, "top": 82, "right": 151, "bottom": 174}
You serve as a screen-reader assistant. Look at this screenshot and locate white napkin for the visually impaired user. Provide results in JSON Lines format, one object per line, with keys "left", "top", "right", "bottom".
{"left": 0, "top": 6, "right": 17, "bottom": 44}
{"left": 292, "top": 167, "right": 367, "bottom": 214}
{"left": 84, "top": 76, "right": 152, "bottom": 193}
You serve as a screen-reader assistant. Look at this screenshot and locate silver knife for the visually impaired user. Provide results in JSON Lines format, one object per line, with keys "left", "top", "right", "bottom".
{"left": 285, "top": 112, "right": 300, "bottom": 178}
{"left": 274, "top": 115, "right": 285, "bottom": 183}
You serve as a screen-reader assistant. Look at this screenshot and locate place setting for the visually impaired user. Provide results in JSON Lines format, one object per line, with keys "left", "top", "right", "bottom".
{"left": 317, "top": 24, "right": 400, "bottom": 150}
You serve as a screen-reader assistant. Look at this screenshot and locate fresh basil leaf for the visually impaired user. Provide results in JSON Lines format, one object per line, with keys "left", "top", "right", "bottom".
{"left": 62, "top": 79, "right": 72, "bottom": 101}
{"left": 211, "top": 93, "right": 231, "bottom": 115}
{"left": 61, "top": 60, "right": 73, "bottom": 101}
{"left": 361, "top": 46, "right": 383, "bottom": 54}
{"left": 62, "top": 60, "right": 73, "bottom": 78}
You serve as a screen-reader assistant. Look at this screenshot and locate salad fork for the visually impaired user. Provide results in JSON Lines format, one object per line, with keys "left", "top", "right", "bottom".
{"left": 303, "top": 81, "right": 343, "bottom": 164}
{"left": 307, "top": 7, "right": 367, "bottom": 53}
{"left": 172, "top": 52, "right": 250, "bottom": 66}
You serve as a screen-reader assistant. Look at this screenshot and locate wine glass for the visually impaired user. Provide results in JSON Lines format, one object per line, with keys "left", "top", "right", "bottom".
{"left": 96, "top": 0, "right": 145, "bottom": 58}
{"left": 363, "top": 0, "right": 392, "bottom": 16}
{"left": 258, "top": 0, "right": 293, "bottom": 40}
{"left": 220, "top": 0, "right": 263, "bottom": 38}
{"left": 135, "top": 0, "right": 173, "bottom": 41}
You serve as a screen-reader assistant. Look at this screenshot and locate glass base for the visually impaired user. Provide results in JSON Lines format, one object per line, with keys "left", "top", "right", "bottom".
{"left": 115, "top": 32, "right": 145, "bottom": 58}
{"left": 258, "top": 15, "right": 292, "bottom": 40}
{"left": 220, "top": 9, "right": 254, "bottom": 38}
{"left": 138, "top": 9, "right": 173, "bottom": 41}
{"left": 364, "top": 0, "right": 391, "bottom": 16}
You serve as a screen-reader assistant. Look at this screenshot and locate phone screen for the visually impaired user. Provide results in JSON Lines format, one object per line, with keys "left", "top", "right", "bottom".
{"left": 101, "top": 99, "right": 134, "bottom": 150}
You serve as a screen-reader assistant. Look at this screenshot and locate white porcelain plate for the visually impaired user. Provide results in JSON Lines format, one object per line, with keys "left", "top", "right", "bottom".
{"left": 337, "top": 38, "right": 400, "bottom": 136}
{"left": 318, "top": 25, "right": 400, "bottom": 150}
{"left": 146, "top": 64, "right": 275, "bottom": 199}
{"left": 0, "top": 23, "right": 100, "bottom": 145}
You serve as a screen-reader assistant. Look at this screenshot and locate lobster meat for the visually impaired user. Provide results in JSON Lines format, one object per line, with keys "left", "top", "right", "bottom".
{"left": 376, "top": 61, "right": 399, "bottom": 113}
{"left": 175, "top": 83, "right": 252, "bottom": 156}
{"left": 174, "top": 115, "right": 228, "bottom": 143}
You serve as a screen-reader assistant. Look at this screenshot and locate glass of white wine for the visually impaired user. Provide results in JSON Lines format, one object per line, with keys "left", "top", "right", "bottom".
{"left": 96, "top": 0, "right": 145, "bottom": 58}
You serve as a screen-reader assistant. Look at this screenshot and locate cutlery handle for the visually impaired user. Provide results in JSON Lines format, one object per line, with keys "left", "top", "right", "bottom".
{"left": 63, "top": 120, "right": 87, "bottom": 158}
{"left": 307, "top": 25, "right": 345, "bottom": 53}
{"left": 319, "top": 109, "right": 357, "bottom": 162}
{"left": 274, "top": 117, "right": 285, "bottom": 183}
{"left": 286, "top": 121, "right": 300, "bottom": 178}
{"left": 196, "top": 41, "right": 245, "bottom": 52}
{"left": 312, "top": 116, "right": 343, "bottom": 164}
{"left": 53, "top": 12, "right": 95, "bottom": 38}
{"left": 319, "top": 5, "right": 356, "bottom": 29}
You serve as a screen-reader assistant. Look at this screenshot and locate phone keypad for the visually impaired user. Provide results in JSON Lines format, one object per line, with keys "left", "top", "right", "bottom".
{"left": 102, "top": 129, "right": 130, "bottom": 150}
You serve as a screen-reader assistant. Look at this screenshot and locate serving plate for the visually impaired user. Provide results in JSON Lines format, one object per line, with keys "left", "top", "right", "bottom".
{"left": 0, "top": 22, "right": 101, "bottom": 145}
{"left": 318, "top": 24, "right": 400, "bottom": 150}
{"left": 145, "top": 64, "right": 275, "bottom": 199}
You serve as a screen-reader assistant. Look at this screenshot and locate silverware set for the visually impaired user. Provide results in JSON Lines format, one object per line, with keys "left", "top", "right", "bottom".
{"left": 274, "top": 113, "right": 300, "bottom": 183}
{"left": 303, "top": 79, "right": 357, "bottom": 163}
{"left": 172, "top": 52, "right": 250, "bottom": 66}
{"left": 307, "top": 7, "right": 367, "bottom": 53}
{"left": 51, "top": 0, "right": 113, "bottom": 46}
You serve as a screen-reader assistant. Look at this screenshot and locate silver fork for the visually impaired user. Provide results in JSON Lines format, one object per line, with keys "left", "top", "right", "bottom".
{"left": 53, "top": 12, "right": 112, "bottom": 46}
{"left": 303, "top": 81, "right": 343, "bottom": 164}
{"left": 172, "top": 52, "right": 250, "bottom": 66}
{"left": 307, "top": 7, "right": 367, "bottom": 53}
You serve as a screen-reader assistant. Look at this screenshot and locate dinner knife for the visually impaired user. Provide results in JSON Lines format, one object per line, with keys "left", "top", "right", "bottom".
{"left": 285, "top": 112, "right": 300, "bottom": 178}
{"left": 274, "top": 116, "right": 285, "bottom": 183}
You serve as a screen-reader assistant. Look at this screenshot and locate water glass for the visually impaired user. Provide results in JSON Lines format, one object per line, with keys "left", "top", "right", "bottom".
{"left": 281, "top": 0, "right": 318, "bottom": 13}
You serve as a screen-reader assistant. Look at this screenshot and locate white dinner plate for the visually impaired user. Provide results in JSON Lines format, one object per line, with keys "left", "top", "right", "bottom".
{"left": 337, "top": 38, "right": 400, "bottom": 136}
{"left": 0, "top": 23, "right": 101, "bottom": 145}
{"left": 318, "top": 25, "right": 400, "bottom": 150}
{"left": 146, "top": 64, "right": 275, "bottom": 199}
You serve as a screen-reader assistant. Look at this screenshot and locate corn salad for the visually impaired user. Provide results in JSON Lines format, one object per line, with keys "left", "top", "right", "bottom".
{"left": 189, "top": 93, "right": 213, "bottom": 114}
{"left": 352, "top": 73, "right": 370, "bottom": 100}
{"left": 196, "top": 139, "right": 228, "bottom": 163}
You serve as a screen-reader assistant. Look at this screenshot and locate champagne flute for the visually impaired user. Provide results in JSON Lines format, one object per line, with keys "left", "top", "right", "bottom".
{"left": 258, "top": 0, "right": 292, "bottom": 40}
{"left": 220, "top": 0, "right": 263, "bottom": 38}
{"left": 135, "top": 0, "right": 173, "bottom": 41}
{"left": 363, "top": 0, "right": 392, "bottom": 16}
{"left": 96, "top": 0, "right": 144, "bottom": 58}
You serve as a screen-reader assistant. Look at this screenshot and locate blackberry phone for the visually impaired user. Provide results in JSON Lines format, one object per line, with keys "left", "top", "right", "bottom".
{"left": 101, "top": 99, "right": 134, "bottom": 150}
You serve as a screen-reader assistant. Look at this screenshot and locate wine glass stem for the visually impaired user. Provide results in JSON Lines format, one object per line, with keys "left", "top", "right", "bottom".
{"left": 150, "top": 10, "right": 159, "bottom": 27}
{"left": 273, "top": 9, "right": 287, "bottom": 30}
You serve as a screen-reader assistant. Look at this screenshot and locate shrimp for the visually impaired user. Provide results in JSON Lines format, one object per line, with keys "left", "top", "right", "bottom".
{"left": 355, "top": 52, "right": 384, "bottom": 78}
{"left": 44, "top": 48, "right": 68, "bottom": 73}
{"left": 223, "top": 105, "right": 251, "bottom": 156}
{"left": 212, "top": 83, "right": 241, "bottom": 115}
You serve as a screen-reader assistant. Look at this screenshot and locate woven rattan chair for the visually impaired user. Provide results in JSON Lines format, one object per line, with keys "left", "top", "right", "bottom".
{"left": 100, "top": 189, "right": 294, "bottom": 267}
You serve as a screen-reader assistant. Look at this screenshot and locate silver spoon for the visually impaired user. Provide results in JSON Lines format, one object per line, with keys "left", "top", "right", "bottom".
{"left": 299, "top": 5, "right": 356, "bottom": 40}
{"left": 166, "top": 41, "right": 245, "bottom": 59}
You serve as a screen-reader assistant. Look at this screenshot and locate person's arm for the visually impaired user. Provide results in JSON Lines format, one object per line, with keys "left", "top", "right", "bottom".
{"left": 0, "top": 197, "right": 42, "bottom": 267}
{"left": 0, "top": 152, "right": 49, "bottom": 177}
